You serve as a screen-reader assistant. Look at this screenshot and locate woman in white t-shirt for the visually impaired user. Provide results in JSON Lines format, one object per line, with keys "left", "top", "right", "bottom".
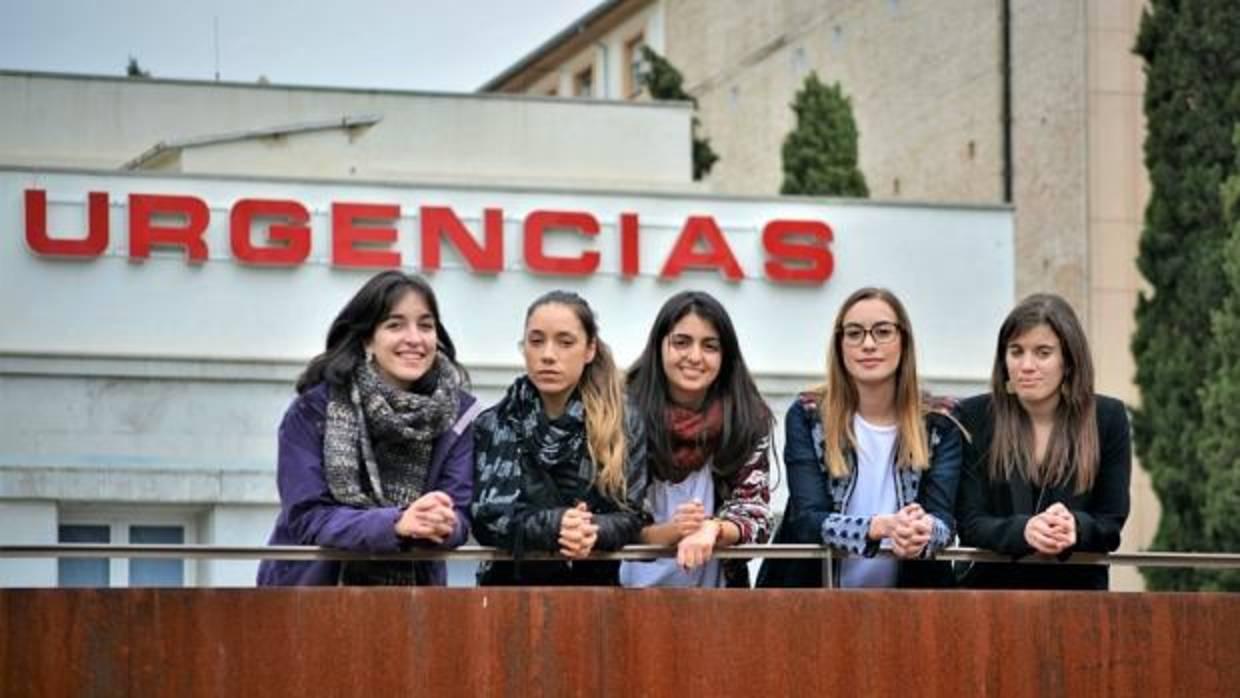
{"left": 620, "top": 291, "right": 775, "bottom": 588}
{"left": 758, "top": 287, "right": 964, "bottom": 589}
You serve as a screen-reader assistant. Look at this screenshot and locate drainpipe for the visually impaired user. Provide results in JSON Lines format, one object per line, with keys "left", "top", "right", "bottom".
{"left": 1000, "top": 0, "right": 1013, "bottom": 203}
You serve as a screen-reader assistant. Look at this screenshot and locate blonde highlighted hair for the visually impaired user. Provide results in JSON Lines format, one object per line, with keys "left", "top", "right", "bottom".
{"left": 525, "top": 291, "right": 628, "bottom": 503}
{"left": 818, "top": 287, "right": 929, "bottom": 478}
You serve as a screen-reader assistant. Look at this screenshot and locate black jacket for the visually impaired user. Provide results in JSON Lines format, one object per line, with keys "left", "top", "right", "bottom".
{"left": 471, "top": 387, "right": 649, "bottom": 586}
{"left": 954, "top": 393, "right": 1132, "bottom": 590}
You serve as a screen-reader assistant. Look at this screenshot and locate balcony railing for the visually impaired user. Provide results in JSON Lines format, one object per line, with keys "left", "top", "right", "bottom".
{"left": 4, "top": 543, "right": 1239, "bottom": 587}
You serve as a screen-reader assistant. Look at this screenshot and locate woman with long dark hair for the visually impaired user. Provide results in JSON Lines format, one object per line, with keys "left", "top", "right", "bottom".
{"left": 955, "top": 293, "right": 1131, "bottom": 589}
{"left": 759, "top": 287, "right": 962, "bottom": 588}
{"left": 620, "top": 290, "right": 774, "bottom": 588}
{"left": 257, "top": 271, "right": 479, "bottom": 586}
{"left": 471, "top": 290, "right": 647, "bottom": 585}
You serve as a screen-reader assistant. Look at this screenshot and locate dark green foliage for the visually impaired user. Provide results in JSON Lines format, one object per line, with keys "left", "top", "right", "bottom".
{"left": 1196, "top": 128, "right": 1240, "bottom": 590}
{"left": 780, "top": 73, "right": 868, "bottom": 197}
{"left": 126, "top": 56, "right": 151, "bottom": 78}
{"left": 1132, "top": 0, "right": 1240, "bottom": 590}
{"left": 639, "top": 46, "right": 718, "bottom": 180}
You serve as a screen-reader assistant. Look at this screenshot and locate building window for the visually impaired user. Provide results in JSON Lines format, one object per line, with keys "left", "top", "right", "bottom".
{"left": 58, "top": 509, "right": 194, "bottom": 587}
{"left": 624, "top": 33, "right": 647, "bottom": 98}
{"left": 574, "top": 66, "right": 594, "bottom": 98}
{"left": 57, "top": 524, "right": 110, "bottom": 587}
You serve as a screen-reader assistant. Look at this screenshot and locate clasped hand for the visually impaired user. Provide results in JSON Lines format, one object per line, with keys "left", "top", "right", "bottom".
{"left": 395, "top": 491, "right": 457, "bottom": 544}
{"left": 1023, "top": 502, "right": 1076, "bottom": 555}
{"left": 870, "top": 504, "right": 933, "bottom": 559}
{"left": 558, "top": 502, "right": 600, "bottom": 560}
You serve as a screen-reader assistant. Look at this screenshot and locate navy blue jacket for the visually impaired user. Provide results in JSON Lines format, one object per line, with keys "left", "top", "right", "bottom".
{"left": 758, "top": 394, "right": 963, "bottom": 588}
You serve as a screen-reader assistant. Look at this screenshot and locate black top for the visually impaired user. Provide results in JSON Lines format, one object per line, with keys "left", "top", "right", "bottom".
{"left": 954, "top": 393, "right": 1132, "bottom": 590}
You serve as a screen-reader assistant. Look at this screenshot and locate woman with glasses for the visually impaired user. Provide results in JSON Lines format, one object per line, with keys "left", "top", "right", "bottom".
{"left": 759, "top": 287, "right": 963, "bottom": 588}
{"left": 619, "top": 291, "right": 774, "bottom": 588}
{"left": 257, "top": 271, "right": 478, "bottom": 586}
{"left": 955, "top": 293, "right": 1130, "bottom": 589}
{"left": 471, "top": 290, "right": 648, "bottom": 585}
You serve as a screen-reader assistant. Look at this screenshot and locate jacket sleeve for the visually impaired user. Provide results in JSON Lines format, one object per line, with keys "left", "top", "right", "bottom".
{"left": 1069, "top": 398, "right": 1131, "bottom": 552}
{"left": 954, "top": 403, "right": 1034, "bottom": 557}
{"left": 423, "top": 395, "right": 480, "bottom": 549}
{"left": 783, "top": 400, "right": 872, "bottom": 555}
{"left": 717, "top": 435, "right": 774, "bottom": 544}
{"left": 470, "top": 411, "right": 565, "bottom": 552}
{"left": 592, "top": 404, "right": 651, "bottom": 550}
{"left": 917, "top": 415, "right": 963, "bottom": 556}
{"left": 277, "top": 392, "right": 404, "bottom": 553}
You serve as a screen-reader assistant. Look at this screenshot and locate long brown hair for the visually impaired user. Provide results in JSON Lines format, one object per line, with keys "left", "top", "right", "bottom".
{"left": 525, "top": 291, "right": 627, "bottom": 503}
{"left": 818, "top": 287, "right": 928, "bottom": 478}
{"left": 988, "top": 293, "right": 1098, "bottom": 493}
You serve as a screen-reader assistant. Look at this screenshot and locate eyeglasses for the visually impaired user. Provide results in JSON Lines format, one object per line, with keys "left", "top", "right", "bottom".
{"left": 838, "top": 321, "right": 901, "bottom": 347}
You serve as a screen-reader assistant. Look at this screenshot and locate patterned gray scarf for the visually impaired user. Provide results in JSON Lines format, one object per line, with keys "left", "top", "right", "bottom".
{"left": 324, "top": 355, "right": 460, "bottom": 585}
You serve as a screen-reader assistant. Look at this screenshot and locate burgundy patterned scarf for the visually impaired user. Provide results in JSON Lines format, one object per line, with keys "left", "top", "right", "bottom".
{"left": 664, "top": 400, "right": 724, "bottom": 483}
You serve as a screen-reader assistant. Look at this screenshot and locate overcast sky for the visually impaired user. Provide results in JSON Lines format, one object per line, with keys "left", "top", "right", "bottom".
{"left": 0, "top": 0, "right": 600, "bottom": 92}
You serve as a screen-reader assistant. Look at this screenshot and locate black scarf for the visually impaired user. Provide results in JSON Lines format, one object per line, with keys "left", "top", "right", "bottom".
{"left": 480, "top": 376, "right": 593, "bottom": 506}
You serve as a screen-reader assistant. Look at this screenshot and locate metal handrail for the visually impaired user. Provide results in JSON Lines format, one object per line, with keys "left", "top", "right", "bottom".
{"left": 4, "top": 543, "right": 1240, "bottom": 569}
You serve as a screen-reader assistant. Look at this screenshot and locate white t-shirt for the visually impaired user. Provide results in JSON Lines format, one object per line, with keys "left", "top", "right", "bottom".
{"left": 619, "top": 464, "right": 725, "bottom": 588}
{"left": 838, "top": 414, "right": 900, "bottom": 589}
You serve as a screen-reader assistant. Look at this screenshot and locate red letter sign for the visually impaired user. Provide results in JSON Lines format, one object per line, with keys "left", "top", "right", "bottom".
{"left": 420, "top": 206, "right": 503, "bottom": 273}
{"left": 25, "top": 189, "right": 109, "bottom": 258}
{"left": 129, "top": 194, "right": 210, "bottom": 263}
{"left": 762, "top": 219, "right": 834, "bottom": 283}
{"left": 620, "top": 212, "right": 640, "bottom": 278}
{"left": 523, "top": 210, "right": 600, "bottom": 276}
{"left": 331, "top": 202, "right": 401, "bottom": 268}
{"left": 230, "top": 199, "right": 311, "bottom": 266}
{"left": 660, "top": 215, "right": 744, "bottom": 281}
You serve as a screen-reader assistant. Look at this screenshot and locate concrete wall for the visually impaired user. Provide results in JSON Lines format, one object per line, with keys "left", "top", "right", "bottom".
{"left": 1085, "top": 0, "right": 1154, "bottom": 593}
{"left": 0, "top": 71, "right": 694, "bottom": 191}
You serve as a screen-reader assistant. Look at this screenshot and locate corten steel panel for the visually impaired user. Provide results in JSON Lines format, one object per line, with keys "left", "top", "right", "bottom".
{"left": 2, "top": 589, "right": 1238, "bottom": 697}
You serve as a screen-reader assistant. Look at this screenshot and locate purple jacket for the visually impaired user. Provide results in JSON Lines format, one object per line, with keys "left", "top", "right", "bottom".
{"left": 256, "top": 383, "right": 480, "bottom": 586}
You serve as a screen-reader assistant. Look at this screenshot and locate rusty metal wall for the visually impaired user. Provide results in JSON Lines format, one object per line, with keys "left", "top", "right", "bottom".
{"left": 3, "top": 589, "right": 1238, "bottom": 697}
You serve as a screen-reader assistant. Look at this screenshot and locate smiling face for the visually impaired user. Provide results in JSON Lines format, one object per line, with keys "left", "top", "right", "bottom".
{"left": 660, "top": 311, "right": 722, "bottom": 408}
{"left": 364, "top": 289, "right": 437, "bottom": 390}
{"left": 1004, "top": 322, "right": 1065, "bottom": 410}
{"left": 522, "top": 302, "right": 597, "bottom": 404}
{"left": 839, "top": 297, "right": 903, "bottom": 389}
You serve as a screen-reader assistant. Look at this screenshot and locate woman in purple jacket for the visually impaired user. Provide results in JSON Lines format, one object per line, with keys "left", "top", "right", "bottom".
{"left": 257, "top": 271, "right": 480, "bottom": 586}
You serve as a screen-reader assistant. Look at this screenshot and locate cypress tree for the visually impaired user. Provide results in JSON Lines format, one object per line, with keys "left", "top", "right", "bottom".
{"left": 1132, "top": 1, "right": 1240, "bottom": 590}
{"left": 1197, "top": 128, "right": 1240, "bottom": 590}
{"left": 780, "top": 73, "right": 868, "bottom": 197}
{"left": 639, "top": 46, "right": 719, "bottom": 180}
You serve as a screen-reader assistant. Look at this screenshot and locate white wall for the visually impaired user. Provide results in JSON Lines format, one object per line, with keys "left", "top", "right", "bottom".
{"left": 0, "top": 502, "right": 57, "bottom": 586}
{"left": 0, "top": 71, "right": 693, "bottom": 191}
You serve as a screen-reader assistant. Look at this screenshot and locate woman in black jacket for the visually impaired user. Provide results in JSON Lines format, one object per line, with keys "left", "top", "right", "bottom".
{"left": 955, "top": 293, "right": 1131, "bottom": 590}
{"left": 471, "top": 290, "right": 647, "bottom": 585}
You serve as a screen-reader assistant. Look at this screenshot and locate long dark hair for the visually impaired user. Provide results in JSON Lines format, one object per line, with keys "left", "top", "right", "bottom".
{"left": 988, "top": 293, "right": 1098, "bottom": 493}
{"left": 627, "top": 290, "right": 773, "bottom": 482}
{"left": 296, "top": 271, "right": 466, "bottom": 393}
{"left": 525, "top": 290, "right": 627, "bottom": 502}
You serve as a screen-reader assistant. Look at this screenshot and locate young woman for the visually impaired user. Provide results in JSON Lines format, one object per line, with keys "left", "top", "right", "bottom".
{"left": 955, "top": 293, "right": 1131, "bottom": 590}
{"left": 257, "top": 271, "right": 479, "bottom": 586}
{"left": 620, "top": 290, "right": 774, "bottom": 588}
{"left": 471, "top": 290, "right": 647, "bottom": 585}
{"left": 759, "top": 287, "right": 962, "bottom": 589}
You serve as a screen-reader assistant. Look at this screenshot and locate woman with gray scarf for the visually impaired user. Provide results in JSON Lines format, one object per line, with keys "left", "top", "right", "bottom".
{"left": 258, "top": 271, "right": 480, "bottom": 586}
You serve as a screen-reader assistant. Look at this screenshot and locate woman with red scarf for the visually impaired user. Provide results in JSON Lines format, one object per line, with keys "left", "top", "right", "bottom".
{"left": 620, "top": 291, "right": 774, "bottom": 588}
